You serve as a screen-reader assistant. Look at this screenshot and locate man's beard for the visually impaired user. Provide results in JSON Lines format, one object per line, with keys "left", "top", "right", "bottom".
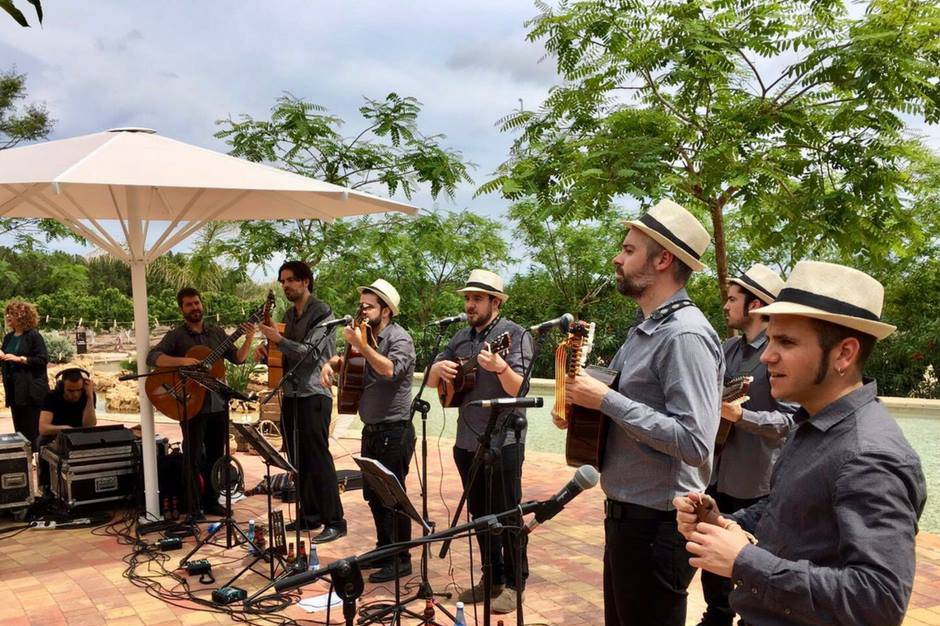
{"left": 615, "top": 267, "right": 654, "bottom": 298}
{"left": 284, "top": 287, "right": 302, "bottom": 303}
{"left": 184, "top": 310, "right": 203, "bottom": 324}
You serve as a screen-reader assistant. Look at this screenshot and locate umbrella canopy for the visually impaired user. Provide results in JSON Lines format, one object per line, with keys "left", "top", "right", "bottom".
{"left": 0, "top": 128, "right": 418, "bottom": 518}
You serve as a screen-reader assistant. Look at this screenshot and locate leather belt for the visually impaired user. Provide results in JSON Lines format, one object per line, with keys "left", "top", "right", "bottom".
{"left": 605, "top": 498, "right": 675, "bottom": 521}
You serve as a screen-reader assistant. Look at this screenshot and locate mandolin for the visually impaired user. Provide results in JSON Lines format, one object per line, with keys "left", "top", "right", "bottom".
{"left": 712, "top": 375, "right": 754, "bottom": 458}
{"left": 145, "top": 291, "right": 275, "bottom": 421}
{"left": 336, "top": 306, "right": 378, "bottom": 415}
{"left": 437, "top": 331, "right": 512, "bottom": 408}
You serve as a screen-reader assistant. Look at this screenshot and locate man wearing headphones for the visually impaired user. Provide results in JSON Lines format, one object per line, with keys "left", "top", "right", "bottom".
{"left": 36, "top": 368, "right": 97, "bottom": 488}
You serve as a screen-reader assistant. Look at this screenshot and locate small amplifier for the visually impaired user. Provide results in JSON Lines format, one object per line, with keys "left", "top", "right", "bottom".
{"left": 212, "top": 586, "right": 246, "bottom": 604}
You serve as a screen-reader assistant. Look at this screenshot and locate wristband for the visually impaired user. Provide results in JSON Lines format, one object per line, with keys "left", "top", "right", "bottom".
{"left": 496, "top": 363, "right": 509, "bottom": 376}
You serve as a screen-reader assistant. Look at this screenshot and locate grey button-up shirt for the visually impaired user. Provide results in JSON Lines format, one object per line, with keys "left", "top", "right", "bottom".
{"left": 715, "top": 331, "right": 797, "bottom": 499}
{"left": 279, "top": 297, "right": 336, "bottom": 399}
{"left": 599, "top": 288, "right": 725, "bottom": 509}
{"left": 436, "top": 317, "right": 534, "bottom": 451}
{"left": 357, "top": 322, "right": 415, "bottom": 425}
{"left": 147, "top": 323, "right": 238, "bottom": 414}
{"left": 730, "top": 380, "right": 926, "bottom": 626}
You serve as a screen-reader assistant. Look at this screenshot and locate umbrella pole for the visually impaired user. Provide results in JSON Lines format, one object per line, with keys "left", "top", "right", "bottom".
{"left": 131, "top": 259, "right": 161, "bottom": 520}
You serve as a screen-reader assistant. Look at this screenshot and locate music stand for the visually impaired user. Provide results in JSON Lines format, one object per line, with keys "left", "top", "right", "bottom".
{"left": 215, "top": 422, "right": 295, "bottom": 587}
{"left": 353, "top": 456, "right": 432, "bottom": 626}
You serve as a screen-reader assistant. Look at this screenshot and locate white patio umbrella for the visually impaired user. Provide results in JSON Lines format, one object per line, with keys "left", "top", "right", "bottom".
{"left": 0, "top": 127, "right": 417, "bottom": 519}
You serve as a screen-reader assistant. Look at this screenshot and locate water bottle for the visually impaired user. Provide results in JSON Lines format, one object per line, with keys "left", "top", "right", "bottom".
{"left": 454, "top": 601, "right": 466, "bottom": 626}
{"left": 247, "top": 519, "right": 256, "bottom": 549}
{"left": 207, "top": 521, "right": 221, "bottom": 534}
{"left": 308, "top": 543, "right": 319, "bottom": 571}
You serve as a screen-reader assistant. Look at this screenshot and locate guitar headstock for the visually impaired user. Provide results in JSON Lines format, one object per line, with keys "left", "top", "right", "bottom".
{"left": 564, "top": 320, "right": 595, "bottom": 376}
{"left": 489, "top": 332, "right": 512, "bottom": 357}
{"left": 722, "top": 375, "right": 753, "bottom": 402}
{"left": 256, "top": 290, "right": 276, "bottom": 325}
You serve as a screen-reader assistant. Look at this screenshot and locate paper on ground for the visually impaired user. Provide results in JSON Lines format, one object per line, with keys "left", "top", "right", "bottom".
{"left": 298, "top": 591, "right": 343, "bottom": 612}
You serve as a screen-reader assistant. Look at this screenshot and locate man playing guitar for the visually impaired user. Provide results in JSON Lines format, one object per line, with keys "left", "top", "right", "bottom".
{"left": 426, "top": 269, "right": 534, "bottom": 616}
{"left": 147, "top": 287, "right": 255, "bottom": 517}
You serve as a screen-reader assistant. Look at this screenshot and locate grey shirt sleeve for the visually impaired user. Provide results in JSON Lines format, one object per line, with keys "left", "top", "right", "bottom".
{"left": 382, "top": 332, "right": 416, "bottom": 382}
{"left": 600, "top": 332, "right": 721, "bottom": 468}
{"left": 734, "top": 401, "right": 798, "bottom": 442}
{"left": 731, "top": 450, "right": 923, "bottom": 625}
{"left": 147, "top": 329, "right": 180, "bottom": 366}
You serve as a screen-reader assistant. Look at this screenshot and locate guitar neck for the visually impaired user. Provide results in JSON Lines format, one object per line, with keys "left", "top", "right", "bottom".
{"left": 200, "top": 308, "right": 265, "bottom": 367}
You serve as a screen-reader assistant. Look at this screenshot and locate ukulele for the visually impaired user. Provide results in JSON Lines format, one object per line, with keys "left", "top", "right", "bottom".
{"left": 146, "top": 291, "right": 275, "bottom": 421}
{"left": 437, "top": 332, "right": 512, "bottom": 408}
{"left": 336, "top": 306, "right": 378, "bottom": 414}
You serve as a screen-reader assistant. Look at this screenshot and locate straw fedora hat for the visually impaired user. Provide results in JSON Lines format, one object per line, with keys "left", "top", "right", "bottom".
{"left": 358, "top": 279, "right": 401, "bottom": 316}
{"left": 750, "top": 260, "right": 895, "bottom": 340}
{"left": 729, "top": 263, "right": 786, "bottom": 304}
{"left": 624, "top": 199, "right": 710, "bottom": 272}
{"left": 456, "top": 269, "right": 508, "bottom": 302}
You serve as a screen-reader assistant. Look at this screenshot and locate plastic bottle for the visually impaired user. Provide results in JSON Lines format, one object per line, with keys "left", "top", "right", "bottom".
{"left": 297, "top": 540, "right": 308, "bottom": 570}
{"left": 454, "top": 601, "right": 466, "bottom": 626}
{"left": 308, "top": 543, "right": 319, "bottom": 571}
{"left": 255, "top": 526, "right": 266, "bottom": 555}
{"left": 247, "top": 519, "right": 256, "bottom": 549}
{"left": 286, "top": 542, "right": 295, "bottom": 564}
{"left": 423, "top": 599, "right": 434, "bottom": 619}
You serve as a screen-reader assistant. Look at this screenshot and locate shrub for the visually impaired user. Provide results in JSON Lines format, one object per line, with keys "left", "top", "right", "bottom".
{"left": 41, "top": 331, "right": 76, "bottom": 363}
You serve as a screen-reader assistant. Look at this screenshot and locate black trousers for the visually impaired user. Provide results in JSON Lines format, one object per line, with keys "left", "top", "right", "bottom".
{"left": 282, "top": 395, "right": 345, "bottom": 528}
{"left": 453, "top": 443, "right": 528, "bottom": 591}
{"left": 698, "top": 489, "right": 764, "bottom": 626}
{"left": 361, "top": 420, "right": 415, "bottom": 564}
{"left": 604, "top": 502, "right": 697, "bottom": 626}
{"left": 181, "top": 409, "right": 227, "bottom": 513}
{"left": 12, "top": 404, "right": 40, "bottom": 450}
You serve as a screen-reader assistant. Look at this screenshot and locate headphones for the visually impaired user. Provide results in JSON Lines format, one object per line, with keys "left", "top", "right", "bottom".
{"left": 55, "top": 368, "right": 91, "bottom": 392}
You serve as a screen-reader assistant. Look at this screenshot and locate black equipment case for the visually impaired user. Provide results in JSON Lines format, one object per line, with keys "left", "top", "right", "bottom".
{"left": 40, "top": 426, "right": 138, "bottom": 510}
{"left": 0, "top": 432, "right": 34, "bottom": 511}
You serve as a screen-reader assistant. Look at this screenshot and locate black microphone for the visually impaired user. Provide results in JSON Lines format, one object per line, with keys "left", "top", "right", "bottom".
{"left": 317, "top": 314, "right": 353, "bottom": 329}
{"left": 525, "top": 465, "right": 600, "bottom": 534}
{"left": 466, "top": 397, "right": 544, "bottom": 409}
{"left": 428, "top": 313, "right": 467, "bottom": 327}
{"left": 529, "top": 313, "right": 574, "bottom": 334}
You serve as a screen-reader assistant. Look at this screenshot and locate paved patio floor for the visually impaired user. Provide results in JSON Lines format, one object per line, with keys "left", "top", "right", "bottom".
{"left": 2, "top": 414, "right": 939, "bottom": 625}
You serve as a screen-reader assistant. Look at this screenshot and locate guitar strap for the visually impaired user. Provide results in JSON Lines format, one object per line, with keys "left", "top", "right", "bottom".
{"left": 610, "top": 299, "right": 697, "bottom": 387}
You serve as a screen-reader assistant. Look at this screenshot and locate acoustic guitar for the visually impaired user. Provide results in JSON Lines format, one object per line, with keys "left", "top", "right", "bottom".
{"left": 336, "top": 307, "right": 378, "bottom": 415}
{"left": 146, "top": 291, "right": 275, "bottom": 421}
{"left": 437, "top": 332, "right": 512, "bottom": 408}
{"left": 712, "top": 375, "right": 754, "bottom": 458}
{"left": 553, "top": 320, "right": 612, "bottom": 469}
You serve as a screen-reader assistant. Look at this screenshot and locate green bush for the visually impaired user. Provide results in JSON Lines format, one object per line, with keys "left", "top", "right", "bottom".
{"left": 41, "top": 331, "right": 75, "bottom": 363}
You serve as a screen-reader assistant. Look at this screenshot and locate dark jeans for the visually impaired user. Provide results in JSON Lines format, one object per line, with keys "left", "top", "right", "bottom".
{"left": 453, "top": 443, "right": 528, "bottom": 591}
{"left": 11, "top": 404, "right": 40, "bottom": 450}
{"left": 604, "top": 502, "right": 697, "bottom": 626}
{"left": 181, "top": 409, "right": 227, "bottom": 513}
{"left": 361, "top": 420, "right": 415, "bottom": 565}
{"left": 698, "top": 489, "right": 764, "bottom": 626}
{"left": 282, "top": 395, "right": 345, "bottom": 528}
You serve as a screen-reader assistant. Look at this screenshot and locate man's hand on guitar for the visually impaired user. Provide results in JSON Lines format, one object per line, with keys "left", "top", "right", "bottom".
{"left": 476, "top": 342, "right": 506, "bottom": 373}
{"left": 674, "top": 492, "right": 722, "bottom": 539}
{"left": 720, "top": 398, "right": 748, "bottom": 422}
{"left": 430, "top": 360, "right": 458, "bottom": 383}
{"left": 342, "top": 324, "right": 364, "bottom": 351}
{"left": 177, "top": 357, "right": 202, "bottom": 367}
{"left": 258, "top": 323, "right": 282, "bottom": 344}
{"left": 320, "top": 362, "right": 336, "bottom": 389}
{"left": 240, "top": 322, "right": 256, "bottom": 340}
{"left": 564, "top": 372, "right": 609, "bottom": 410}
{"left": 253, "top": 344, "right": 268, "bottom": 363}
{"left": 550, "top": 408, "right": 569, "bottom": 430}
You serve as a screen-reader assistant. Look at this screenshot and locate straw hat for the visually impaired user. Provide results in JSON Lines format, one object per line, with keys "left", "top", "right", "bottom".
{"left": 624, "top": 199, "right": 710, "bottom": 272}
{"left": 729, "top": 263, "right": 786, "bottom": 304}
{"left": 358, "top": 279, "right": 401, "bottom": 316}
{"left": 750, "top": 260, "right": 895, "bottom": 340}
{"left": 456, "top": 269, "right": 508, "bottom": 302}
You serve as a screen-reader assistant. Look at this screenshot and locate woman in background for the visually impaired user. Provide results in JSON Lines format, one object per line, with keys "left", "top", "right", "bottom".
{"left": 1, "top": 300, "right": 49, "bottom": 446}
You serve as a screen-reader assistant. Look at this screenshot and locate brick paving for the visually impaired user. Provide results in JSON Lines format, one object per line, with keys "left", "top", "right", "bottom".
{"left": 1, "top": 414, "right": 937, "bottom": 625}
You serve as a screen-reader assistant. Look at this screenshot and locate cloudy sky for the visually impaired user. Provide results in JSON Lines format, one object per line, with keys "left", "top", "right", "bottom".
{"left": 1, "top": 1, "right": 559, "bottom": 262}
{"left": 2, "top": 1, "right": 938, "bottom": 268}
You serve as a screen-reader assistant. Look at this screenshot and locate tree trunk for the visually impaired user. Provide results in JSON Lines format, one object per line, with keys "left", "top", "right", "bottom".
{"left": 710, "top": 198, "right": 730, "bottom": 334}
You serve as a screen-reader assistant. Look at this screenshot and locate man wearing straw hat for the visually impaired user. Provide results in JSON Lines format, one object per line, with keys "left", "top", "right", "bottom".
{"left": 427, "top": 269, "right": 534, "bottom": 615}
{"left": 563, "top": 199, "right": 725, "bottom": 626}
{"left": 697, "top": 264, "right": 797, "bottom": 626}
{"left": 675, "top": 260, "right": 926, "bottom": 626}
{"left": 320, "top": 279, "right": 417, "bottom": 583}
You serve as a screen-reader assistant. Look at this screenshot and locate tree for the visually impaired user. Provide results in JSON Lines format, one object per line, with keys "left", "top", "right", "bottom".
{"left": 0, "top": 67, "right": 75, "bottom": 248}
{"left": 481, "top": 0, "right": 940, "bottom": 302}
{"left": 1, "top": 0, "right": 42, "bottom": 27}
{"left": 214, "top": 93, "right": 475, "bottom": 272}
